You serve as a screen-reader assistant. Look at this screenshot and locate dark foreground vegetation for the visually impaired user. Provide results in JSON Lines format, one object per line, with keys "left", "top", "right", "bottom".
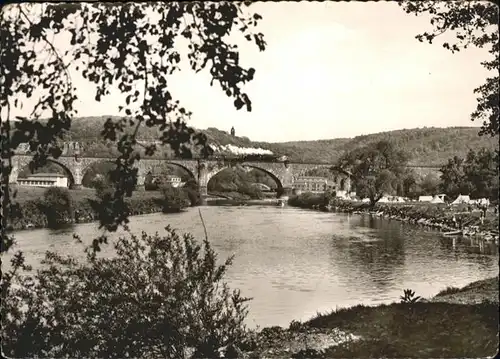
{"left": 302, "top": 301, "right": 498, "bottom": 358}
{"left": 2, "top": 227, "right": 251, "bottom": 358}
{"left": 4, "top": 223, "right": 498, "bottom": 359}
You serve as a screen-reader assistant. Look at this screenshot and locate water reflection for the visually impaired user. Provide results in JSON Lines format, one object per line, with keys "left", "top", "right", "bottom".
{"left": 4, "top": 206, "right": 498, "bottom": 328}
{"left": 438, "top": 236, "right": 499, "bottom": 256}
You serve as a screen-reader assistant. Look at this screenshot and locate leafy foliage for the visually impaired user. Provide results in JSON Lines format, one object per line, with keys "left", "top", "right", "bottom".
{"left": 439, "top": 148, "right": 499, "bottom": 200}
{"left": 41, "top": 186, "right": 73, "bottom": 228}
{"left": 207, "top": 166, "right": 266, "bottom": 199}
{"left": 400, "top": 1, "right": 499, "bottom": 137}
{"left": 338, "top": 141, "right": 409, "bottom": 205}
{"left": 288, "top": 192, "right": 330, "bottom": 208}
{"left": 418, "top": 172, "right": 441, "bottom": 197}
{"left": 1, "top": 1, "right": 267, "bottom": 245}
{"left": 159, "top": 184, "right": 190, "bottom": 213}
{"left": 400, "top": 289, "right": 421, "bottom": 304}
{"left": 2, "top": 227, "right": 251, "bottom": 358}
{"left": 184, "top": 178, "right": 203, "bottom": 206}
{"left": 81, "top": 161, "right": 116, "bottom": 188}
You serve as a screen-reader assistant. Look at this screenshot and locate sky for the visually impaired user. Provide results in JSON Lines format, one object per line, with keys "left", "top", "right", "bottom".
{"left": 7, "top": 1, "right": 495, "bottom": 142}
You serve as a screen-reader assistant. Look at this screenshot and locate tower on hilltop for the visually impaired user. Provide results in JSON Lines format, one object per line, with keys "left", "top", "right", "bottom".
{"left": 230, "top": 126, "right": 235, "bottom": 137}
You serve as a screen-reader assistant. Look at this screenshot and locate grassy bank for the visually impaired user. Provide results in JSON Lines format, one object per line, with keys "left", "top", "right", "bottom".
{"left": 248, "top": 276, "right": 499, "bottom": 358}
{"left": 431, "top": 276, "right": 499, "bottom": 304}
{"left": 9, "top": 187, "right": 172, "bottom": 231}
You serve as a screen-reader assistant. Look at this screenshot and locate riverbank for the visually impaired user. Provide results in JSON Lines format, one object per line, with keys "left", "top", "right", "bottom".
{"left": 288, "top": 193, "right": 499, "bottom": 242}
{"left": 9, "top": 187, "right": 178, "bottom": 231}
{"left": 430, "top": 275, "right": 499, "bottom": 304}
{"left": 247, "top": 276, "right": 499, "bottom": 358}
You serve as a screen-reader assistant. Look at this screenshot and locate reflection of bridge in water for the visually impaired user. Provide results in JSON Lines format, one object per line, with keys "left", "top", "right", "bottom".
{"left": 12, "top": 142, "right": 441, "bottom": 196}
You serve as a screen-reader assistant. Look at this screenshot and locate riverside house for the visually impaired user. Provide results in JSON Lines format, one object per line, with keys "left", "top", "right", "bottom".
{"left": 17, "top": 173, "right": 69, "bottom": 188}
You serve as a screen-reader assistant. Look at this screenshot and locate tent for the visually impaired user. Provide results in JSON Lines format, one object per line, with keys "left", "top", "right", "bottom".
{"left": 476, "top": 198, "right": 490, "bottom": 206}
{"left": 430, "top": 195, "right": 444, "bottom": 204}
{"left": 418, "top": 196, "right": 433, "bottom": 202}
{"left": 436, "top": 194, "right": 446, "bottom": 201}
{"left": 452, "top": 194, "right": 471, "bottom": 205}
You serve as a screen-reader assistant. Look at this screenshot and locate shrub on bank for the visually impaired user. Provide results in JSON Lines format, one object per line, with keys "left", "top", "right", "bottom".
{"left": 7, "top": 198, "right": 47, "bottom": 230}
{"left": 41, "top": 187, "right": 74, "bottom": 229}
{"left": 288, "top": 192, "right": 330, "bottom": 208}
{"left": 183, "top": 179, "right": 203, "bottom": 206}
{"left": 8, "top": 189, "right": 173, "bottom": 231}
{"left": 2, "top": 227, "right": 251, "bottom": 358}
{"left": 159, "top": 184, "right": 190, "bottom": 213}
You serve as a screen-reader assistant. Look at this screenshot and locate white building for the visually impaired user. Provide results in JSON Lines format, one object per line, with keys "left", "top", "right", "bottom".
{"left": 17, "top": 173, "right": 69, "bottom": 188}
{"left": 293, "top": 176, "right": 329, "bottom": 193}
{"left": 164, "top": 175, "right": 183, "bottom": 188}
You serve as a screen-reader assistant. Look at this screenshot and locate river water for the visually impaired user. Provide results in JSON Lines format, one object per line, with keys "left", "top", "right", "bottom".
{"left": 5, "top": 206, "right": 498, "bottom": 328}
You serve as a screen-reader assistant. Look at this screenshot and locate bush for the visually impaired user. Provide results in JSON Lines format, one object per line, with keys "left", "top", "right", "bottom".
{"left": 1, "top": 227, "right": 251, "bottom": 358}
{"left": 239, "top": 183, "right": 263, "bottom": 199}
{"left": 288, "top": 192, "right": 329, "bottom": 208}
{"left": 41, "top": 187, "right": 73, "bottom": 228}
{"left": 183, "top": 179, "right": 203, "bottom": 206}
{"left": 160, "top": 184, "right": 190, "bottom": 213}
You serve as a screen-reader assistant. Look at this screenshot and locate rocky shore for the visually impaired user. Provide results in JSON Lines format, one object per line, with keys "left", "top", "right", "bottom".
{"left": 289, "top": 194, "right": 499, "bottom": 243}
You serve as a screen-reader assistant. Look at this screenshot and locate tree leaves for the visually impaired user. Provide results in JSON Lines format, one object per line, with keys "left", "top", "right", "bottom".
{"left": 338, "top": 140, "right": 409, "bottom": 205}
{"left": 440, "top": 148, "right": 499, "bottom": 200}
{"left": 2, "top": 228, "right": 250, "bottom": 358}
{"left": 2, "top": 1, "right": 265, "bottom": 244}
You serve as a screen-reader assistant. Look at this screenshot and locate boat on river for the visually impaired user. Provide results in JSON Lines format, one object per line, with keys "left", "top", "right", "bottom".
{"left": 443, "top": 230, "right": 463, "bottom": 236}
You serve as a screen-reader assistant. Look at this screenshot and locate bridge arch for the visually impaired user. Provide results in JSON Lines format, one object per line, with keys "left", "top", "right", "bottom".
{"left": 206, "top": 164, "right": 283, "bottom": 193}
{"left": 17, "top": 159, "right": 76, "bottom": 188}
{"left": 164, "top": 162, "right": 197, "bottom": 181}
{"left": 241, "top": 164, "right": 283, "bottom": 190}
{"left": 81, "top": 160, "right": 116, "bottom": 188}
{"left": 142, "top": 161, "right": 197, "bottom": 187}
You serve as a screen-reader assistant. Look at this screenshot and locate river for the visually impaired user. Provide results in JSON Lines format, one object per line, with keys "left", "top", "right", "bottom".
{"left": 5, "top": 206, "right": 498, "bottom": 328}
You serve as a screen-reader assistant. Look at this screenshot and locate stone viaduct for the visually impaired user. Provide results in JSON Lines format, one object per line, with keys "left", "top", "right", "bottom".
{"left": 10, "top": 140, "right": 441, "bottom": 196}
{"left": 10, "top": 154, "right": 358, "bottom": 196}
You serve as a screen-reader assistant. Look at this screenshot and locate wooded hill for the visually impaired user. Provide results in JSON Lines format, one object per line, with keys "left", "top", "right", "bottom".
{"left": 30, "top": 116, "right": 500, "bottom": 167}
